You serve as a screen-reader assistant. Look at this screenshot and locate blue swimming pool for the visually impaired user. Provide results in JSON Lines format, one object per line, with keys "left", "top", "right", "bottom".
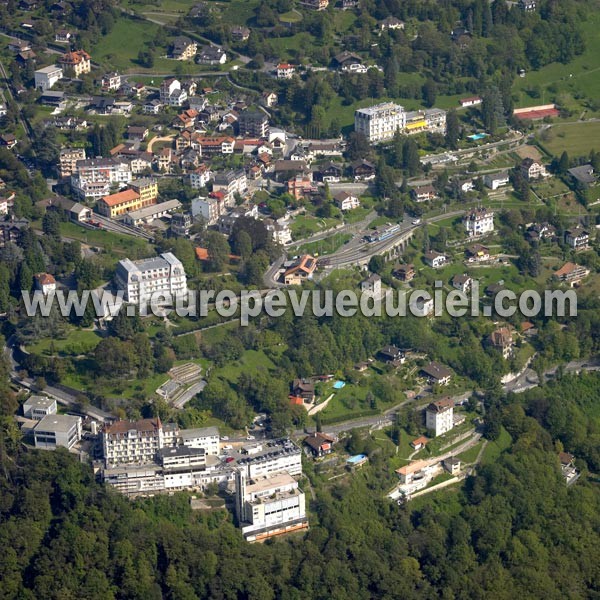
{"left": 333, "top": 380, "right": 346, "bottom": 389}
{"left": 468, "top": 133, "right": 487, "bottom": 141}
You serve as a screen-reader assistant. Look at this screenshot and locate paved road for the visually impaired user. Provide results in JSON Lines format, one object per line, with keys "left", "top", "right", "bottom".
{"left": 504, "top": 358, "right": 600, "bottom": 393}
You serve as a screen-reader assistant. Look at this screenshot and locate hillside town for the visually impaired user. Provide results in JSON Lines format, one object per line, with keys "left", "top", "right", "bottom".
{"left": 0, "top": 0, "right": 599, "bottom": 595}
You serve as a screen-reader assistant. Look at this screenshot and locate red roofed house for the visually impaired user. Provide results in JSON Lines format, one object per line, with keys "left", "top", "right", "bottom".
{"left": 488, "top": 326, "right": 514, "bottom": 359}
{"left": 97, "top": 188, "right": 148, "bottom": 218}
{"left": 277, "top": 63, "right": 295, "bottom": 79}
{"left": 59, "top": 50, "right": 91, "bottom": 77}
{"left": 554, "top": 262, "right": 590, "bottom": 286}
{"left": 35, "top": 272, "right": 56, "bottom": 295}
{"left": 284, "top": 255, "right": 317, "bottom": 285}
{"left": 459, "top": 96, "right": 482, "bottom": 107}
{"left": 410, "top": 436, "right": 429, "bottom": 451}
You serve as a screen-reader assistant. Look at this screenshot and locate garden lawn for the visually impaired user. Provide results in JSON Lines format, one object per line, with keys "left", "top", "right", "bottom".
{"left": 297, "top": 233, "right": 352, "bottom": 257}
{"left": 513, "top": 12, "right": 600, "bottom": 113}
{"left": 92, "top": 17, "right": 161, "bottom": 72}
{"left": 538, "top": 122, "right": 600, "bottom": 157}
{"left": 26, "top": 328, "right": 102, "bottom": 356}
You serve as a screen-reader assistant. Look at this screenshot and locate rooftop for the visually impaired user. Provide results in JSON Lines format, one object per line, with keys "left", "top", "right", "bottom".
{"left": 100, "top": 188, "right": 139, "bottom": 207}
{"left": 180, "top": 426, "right": 219, "bottom": 439}
{"left": 34, "top": 414, "right": 80, "bottom": 433}
{"left": 104, "top": 418, "right": 162, "bottom": 435}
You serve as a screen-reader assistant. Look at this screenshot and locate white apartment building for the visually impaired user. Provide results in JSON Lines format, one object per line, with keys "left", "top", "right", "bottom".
{"left": 33, "top": 414, "right": 82, "bottom": 450}
{"left": 212, "top": 169, "right": 247, "bottom": 206}
{"left": 22, "top": 395, "right": 57, "bottom": 420}
{"left": 180, "top": 426, "right": 220, "bottom": 455}
{"left": 276, "top": 63, "right": 295, "bottom": 79}
{"left": 115, "top": 252, "right": 188, "bottom": 304}
{"left": 34, "top": 65, "right": 63, "bottom": 91}
{"left": 463, "top": 207, "right": 494, "bottom": 237}
{"left": 264, "top": 218, "right": 292, "bottom": 245}
{"left": 425, "top": 398, "right": 455, "bottom": 437}
{"left": 101, "top": 72, "right": 121, "bottom": 91}
{"left": 102, "top": 418, "right": 165, "bottom": 467}
{"left": 235, "top": 470, "right": 308, "bottom": 542}
{"left": 189, "top": 165, "right": 212, "bottom": 189}
{"left": 354, "top": 102, "right": 407, "bottom": 143}
{"left": 159, "top": 78, "right": 188, "bottom": 107}
{"left": 191, "top": 196, "right": 223, "bottom": 226}
{"left": 71, "top": 158, "right": 132, "bottom": 200}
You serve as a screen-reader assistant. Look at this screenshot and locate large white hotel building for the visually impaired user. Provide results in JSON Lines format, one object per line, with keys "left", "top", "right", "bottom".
{"left": 354, "top": 102, "right": 407, "bottom": 143}
{"left": 115, "top": 252, "right": 188, "bottom": 304}
{"left": 355, "top": 102, "right": 447, "bottom": 143}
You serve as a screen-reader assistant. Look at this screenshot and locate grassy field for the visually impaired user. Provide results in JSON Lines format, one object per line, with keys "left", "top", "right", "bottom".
{"left": 60, "top": 222, "right": 153, "bottom": 257}
{"left": 513, "top": 11, "right": 600, "bottom": 113}
{"left": 93, "top": 16, "right": 161, "bottom": 72}
{"left": 290, "top": 215, "right": 340, "bottom": 239}
{"left": 27, "top": 328, "right": 102, "bottom": 356}
{"left": 278, "top": 10, "right": 303, "bottom": 24}
{"left": 537, "top": 121, "right": 600, "bottom": 156}
{"left": 297, "top": 232, "right": 352, "bottom": 256}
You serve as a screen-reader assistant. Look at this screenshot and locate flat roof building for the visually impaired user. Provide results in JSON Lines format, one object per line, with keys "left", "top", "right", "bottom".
{"left": 22, "top": 395, "right": 57, "bottom": 420}
{"left": 33, "top": 414, "right": 82, "bottom": 450}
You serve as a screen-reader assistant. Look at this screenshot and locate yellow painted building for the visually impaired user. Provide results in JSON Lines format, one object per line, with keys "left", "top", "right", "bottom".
{"left": 97, "top": 189, "right": 147, "bottom": 218}
{"left": 129, "top": 178, "right": 159, "bottom": 205}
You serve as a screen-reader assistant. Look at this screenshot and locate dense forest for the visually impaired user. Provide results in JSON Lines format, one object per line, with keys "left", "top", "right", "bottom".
{"left": 1, "top": 372, "right": 600, "bottom": 598}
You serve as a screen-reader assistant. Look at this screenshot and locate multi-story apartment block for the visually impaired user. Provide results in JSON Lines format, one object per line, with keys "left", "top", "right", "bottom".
{"left": 191, "top": 195, "right": 224, "bottom": 226}
{"left": 101, "top": 72, "right": 121, "bottom": 91}
{"left": 196, "top": 136, "right": 235, "bottom": 156}
{"left": 354, "top": 102, "right": 407, "bottom": 143}
{"left": 235, "top": 471, "right": 309, "bottom": 542}
{"left": 463, "top": 207, "right": 494, "bottom": 237}
{"left": 189, "top": 164, "right": 212, "bottom": 189}
{"left": 564, "top": 226, "right": 589, "bottom": 250}
{"left": 212, "top": 169, "right": 247, "bottom": 205}
{"left": 115, "top": 252, "right": 188, "bottom": 304}
{"left": 169, "top": 36, "right": 197, "bottom": 60}
{"left": 71, "top": 158, "right": 132, "bottom": 200}
{"left": 59, "top": 50, "right": 91, "bottom": 77}
{"left": 102, "top": 418, "right": 165, "bottom": 467}
{"left": 425, "top": 398, "right": 455, "bottom": 437}
{"left": 97, "top": 189, "right": 144, "bottom": 218}
{"left": 238, "top": 110, "right": 269, "bottom": 138}
{"left": 34, "top": 414, "right": 82, "bottom": 450}
{"left": 58, "top": 147, "right": 86, "bottom": 178}
{"left": 34, "top": 64, "right": 63, "bottom": 91}
{"left": 554, "top": 262, "right": 590, "bottom": 286}
{"left": 129, "top": 177, "right": 158, "bottom": 206}
{"left": 159, "top": 78, "right": 188, "bottom": 106}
